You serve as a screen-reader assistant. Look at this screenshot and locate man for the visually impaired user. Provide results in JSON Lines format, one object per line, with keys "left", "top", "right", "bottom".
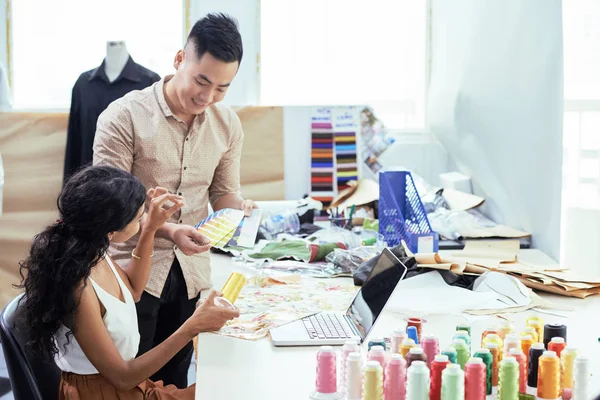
{"left": 93, "top": 13, "right": 254, "bottom": 388}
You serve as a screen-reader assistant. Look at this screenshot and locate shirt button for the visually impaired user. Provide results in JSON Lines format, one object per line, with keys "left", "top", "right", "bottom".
{"left": 174, "top": 246, "right": 177, "bottom": 251}
{"left": 186, "top": 137, "right": 189, "bottom": 141}
{"left": 178, "top": 192, "right": 182, "bottom": 196}
{"left": 184, "top": 166, "right": 187, "bottom": 170}
{"left": 179, "top": 219, "right": 183, "bottom": 223}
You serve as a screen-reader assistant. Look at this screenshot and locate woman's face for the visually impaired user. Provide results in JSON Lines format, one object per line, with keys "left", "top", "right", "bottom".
{"left": 110, "top": 205, "right": 145, "bottom": 243}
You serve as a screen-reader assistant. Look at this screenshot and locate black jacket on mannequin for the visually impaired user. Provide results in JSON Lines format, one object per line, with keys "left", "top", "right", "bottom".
{"left": 63, "top": 56, "right": 160, "bottom": 183}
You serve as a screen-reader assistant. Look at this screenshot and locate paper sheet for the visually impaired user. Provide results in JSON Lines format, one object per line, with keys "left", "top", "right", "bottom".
{"left": 442, "top": 187, "right": 485, "bottom": 210}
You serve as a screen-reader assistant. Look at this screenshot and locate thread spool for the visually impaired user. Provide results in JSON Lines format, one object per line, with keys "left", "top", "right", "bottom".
{"left": 526, "top": 316, "right": 544, "bottom": 341}
{"left": 400, "top": 338, "right": 416, "bottom": 358}
{"left": 454, "top": 330, "right": 471, "bottom": 351}
{"left": 406, "top": 360, "right": 430, "bottom": 400}
{"left": 498, "top": 357, "right": 519, "bottom": 400}
{"left": 483, "top": 333, "right": 504, "bottom": 360}
{"left": 481, "top": 325, "right": 498, "bottom": 348}
{"left": 392, "top": 329, "right": 407, "bottom": 354}
{"left": 220, "top": 272, "right": 246, "bottom": 304}
{"left": 441, "top": 363, "right": 464, "bottom": 400}
{"left": 451, "top": 338, "right": 470, "bottom": 370}
{"left": 484, "top": 342, "right": 500, "bottom": 388}
{"left": 406, "top": 347, "right": 427, "bottom": 369}
{"left": 406, "top": 317, "right": 423, "bottom": 343}
{"left": 465, "top": 357, "right": 486, "bottom": 400}
{"left": 430, "top": 354, "right": 450, "bottom": 400}
{"left": 520, "top": 335, "right": 533, "bottom": 366}
{"left": 503, "top": 334, "right": 521, "bottom": 360}
{"left": 508, "top": 348, "right": 527, "bottom": 394}
{"left": 521, "top": 327, "right": 539, "bottom": 343}
{"left": 407, "top": 326, "right": 420, "bottom": 345}
{"left": 473, "top": 348, "right": 493, "bottom": 395}
{"left": 384, "top": 354, "right": 406, "bottom": 400}
{"left": 456, "top": 323, "right": 471, "bottom": 336}
{"left": 537, "top": 351, "right": 560, "bottom": 400}
{"left": 341, "top": 340, "right": 360, "bottom": 394}
{"left": 498, "top": 321, "right": 515, "bottom": 340}
{"left": 310, "top": 346, "right": 342, "bottom": 400}
{"left": 442, "top": 347, "right": 458, "bottom": 364}
{"left": 560, "top": 347, "right": 578, "bottom": 400}
{"left": 548, "top": 337, "right": 566, "bottom": 358}
{"left": 363, "top": 361, "right": 384, "bottom": 400}
{"left": 346, "top": 352, "right": 363, "bottom": 400}
{"left": 369, "top": 345, "right": 387, "bottom": 369}
{"left": 543, "top": 324, "right": 567, "bottom": 349}
{"left": 573, "top": 356, "right": 589, "bottom": 400}
{"left": 421, "top": 335, "right": 439, "bottom": 368}
{"left": 527, "top": 342, "right": 545, "bottom": 388}
{"left": 369, "top": 337, "right": 387, "bottom": 351}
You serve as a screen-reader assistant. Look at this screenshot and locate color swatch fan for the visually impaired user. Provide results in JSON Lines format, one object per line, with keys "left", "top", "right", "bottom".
{"left": 195, "top": 208, "right": 262, "bottom": 249}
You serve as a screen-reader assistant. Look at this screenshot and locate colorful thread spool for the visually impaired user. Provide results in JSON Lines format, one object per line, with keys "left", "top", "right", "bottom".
{"left": 430, "top": 354, "right": 450, "bottom": 400}
{"left": 400, "top": 338, "right": 416, "bottom": 358}
{"left": 548, "top": 337, "right": 566, "bottom": 358}
{"left": 406, "top": 347, "right": 427, "bottom": 369}
{"left": 573, "top": 356, "right": 589, "bottom": 400}
{"left": 384, "top": 354, "right": 406, "bottom": 400}
{"left": 451, "top": 338, "right": 470, "bottom": 370}
{"left": 498, "top": 357, "right": 519, "bottom": 400}
{"left": 527, "top": 342, "right": 545, "bottom": 388}
{"left": 521, "top": 327, "right": 539, "bottom": 344}
{"left": 473, "top": 348, "right": 493, "bottom": 395}
{"left": 441, "top": 363, "right": 464, "bottom": 400}
{"left": 560, "top": 347, "right": 578, "bottom": 400}
{"left": 481, "top": 325, "right": 498, "bottom": 348}
{"left": 310, "top": 346, "right": 342, "bottom": 400}
{"left": 341, "top": 340, "right": 360, "bottom": 394}
{"left": 406, "top": 317, "right": 423, "bottom": 343}
{"left": 421, "top": 335, "right": 439, "bottom": 368}
{"left": 537, "top": 351, "right": 560, "bottom": 400}
{"left": 543, "top": 324, "right": 567, "bottom": 349}
{"left": 407, "top": 326, "right": 420, "bottom": 345}
{"left": 498, "top": 321, "right": 515, "bottom": 340}
{"left": 454, "top": 330, "right": 471, "bottom": 351}
{"left": 526, "top": 316, "right": 544, "bottom": 341}
{"left": 503, "top": 334, "right": 521, "bottom": 360}
{"left": 368, "top": 345, "right": 387, "bottom": 368}
{"left": 520, "top": 334, "right": 533, "bottom": 366}
{"left": 392, "top": 329, "right": 407, "bottom": 354}
{"left": 363, "top": 361, "right": 384, "bottom": 400}
{"left": 220, "top": 272, "right": 246, "bottom": 304}
{"left": 465, "top": 357, "right": 486, "bottom": 400}
{"left": 406, "top": 360, "right": 429, "bottom": 400}
{"left": 508, "top": 348, "right": 527, "bottom": 394}
{"left": 483, "top": 333, "right": 503, "bottom": 360}
{"left": 369, "top": 337, "right": 387, "bottom": 351}
{"left": 484, "top": 342, "right": 500, "bottom": 388}
{"left": 346, "top": 352, "right": 363, "bottom": 400}
{"left": 456, "top": 323, "right": 471, "bottom": 336}
{"left": 442, "top": 347, "right": 458, "bottom": 364}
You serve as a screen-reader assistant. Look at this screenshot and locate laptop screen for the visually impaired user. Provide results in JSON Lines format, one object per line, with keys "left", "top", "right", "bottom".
{"left": 345, "top": 248, "right": 407, "bottom": 339}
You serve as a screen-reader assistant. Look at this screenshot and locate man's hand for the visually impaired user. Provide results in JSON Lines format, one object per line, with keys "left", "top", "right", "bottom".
{"left": 171, "top": 225, "right": 211, "bottom": 256}
{"left": 240, "top": 199, "right": 257, "bottom": 217}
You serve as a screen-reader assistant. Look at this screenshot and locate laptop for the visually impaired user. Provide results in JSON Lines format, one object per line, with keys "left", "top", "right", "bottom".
{"left": 270, "top": 248, "right": 408, "bottom": 346}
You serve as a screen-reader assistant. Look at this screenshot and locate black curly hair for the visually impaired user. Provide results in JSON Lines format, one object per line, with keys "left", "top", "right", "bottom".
{"left": 15, "top": 165, "right": 146, "bottom": 362}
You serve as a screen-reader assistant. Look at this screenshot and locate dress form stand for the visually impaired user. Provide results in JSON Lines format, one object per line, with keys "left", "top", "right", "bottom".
{"left": 105, "top": 41, "right": 129, "bottom": 82}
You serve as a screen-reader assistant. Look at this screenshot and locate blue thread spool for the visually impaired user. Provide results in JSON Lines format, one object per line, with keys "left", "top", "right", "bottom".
{"left": 407, "top": 326, "right": 419, "bottom": 344}
{"left": 368, "top": 337, "right": 387, "bottom": 351}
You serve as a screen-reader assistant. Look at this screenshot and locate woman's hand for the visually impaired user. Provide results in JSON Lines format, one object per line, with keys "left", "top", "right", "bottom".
{"left": 144, "top": 187, "right": 184, "bottom": 232}
{"left": 184, "top": 291, "right": 240, "bottom": 334}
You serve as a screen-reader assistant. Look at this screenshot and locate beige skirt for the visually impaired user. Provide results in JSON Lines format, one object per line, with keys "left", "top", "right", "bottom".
{"left": 58, "top": 371, "right": 196, "bottom": 400}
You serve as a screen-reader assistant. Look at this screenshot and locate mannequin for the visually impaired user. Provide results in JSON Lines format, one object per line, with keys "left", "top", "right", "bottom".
{"left": 105, "top": 41, "right": 130, "bottom": 82}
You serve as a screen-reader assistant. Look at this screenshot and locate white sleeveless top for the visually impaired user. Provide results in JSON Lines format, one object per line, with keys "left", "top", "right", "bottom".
{"left": 54, "top": 255, "right": 140, "bottom": 374}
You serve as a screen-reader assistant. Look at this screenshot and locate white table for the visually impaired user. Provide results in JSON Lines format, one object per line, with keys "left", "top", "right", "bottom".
{"left": 195, "top": 250, "right": 600, "bottom": 399}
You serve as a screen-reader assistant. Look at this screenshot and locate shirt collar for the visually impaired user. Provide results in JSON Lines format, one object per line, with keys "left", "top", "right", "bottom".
{"left": 89, "top": 56, "right": 142, "bottom": 84}
{"left": 155, "top": 75, "right": 207, "bottom": 125}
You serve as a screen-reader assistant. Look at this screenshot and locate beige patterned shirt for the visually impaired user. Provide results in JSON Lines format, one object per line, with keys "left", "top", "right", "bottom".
{"left": 93, "top": 75, "right": 243, "bottom": 299}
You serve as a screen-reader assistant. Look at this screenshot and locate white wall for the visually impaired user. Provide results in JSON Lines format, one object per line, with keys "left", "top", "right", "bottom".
{"left": 428, "top": 0, "right": 564, "bottom": 260}
{"left": 0, "top": 1, "right": 8, "bottom": 76}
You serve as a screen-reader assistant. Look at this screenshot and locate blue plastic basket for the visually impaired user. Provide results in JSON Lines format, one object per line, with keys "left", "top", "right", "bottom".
{"left": 378, "top": 170, "right": 439, "bottom": 253}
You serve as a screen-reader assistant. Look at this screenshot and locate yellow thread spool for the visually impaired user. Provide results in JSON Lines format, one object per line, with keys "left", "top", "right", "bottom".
{"left": 561, "top": 347, "right": 578, "bottom": 391}
{"left": 526, "top": 318, "right": 544, "bottom": 344}
{"left": 221, "top": 272, "right": 246, "bottom": 304}
{"left": 483, "top": 334, "right": 504, "bottom": 361}
{"left": 537, "top": 351, "right": 560, "bottom": 400}
{"left": 400, "top": 338, "right": 416, "bottom": 358}
{"left": 521, "top": 327, "right": 539, "bottom": 343}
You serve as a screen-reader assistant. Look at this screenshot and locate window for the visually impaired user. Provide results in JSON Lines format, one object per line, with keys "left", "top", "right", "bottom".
{"left": 260, "top": 0, "right": 427, "bottom": 130}
{"left": 11, "top": 0, "right": 183, "bottom": 109}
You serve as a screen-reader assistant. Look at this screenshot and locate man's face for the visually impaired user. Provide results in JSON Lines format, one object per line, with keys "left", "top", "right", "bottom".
{"left": 172, "top": 48, "right": 239, "bottom": 115}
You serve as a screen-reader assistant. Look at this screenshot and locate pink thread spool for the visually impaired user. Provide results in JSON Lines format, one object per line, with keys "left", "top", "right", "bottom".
{"left": 465, "top": 357, "right": 486, "bottom": 400}
{"left": 310, "top": 346, "right": 342, "bottom": 400}
{"left": 508, "top": 348, "right": 527, "bottom": 394}
{"left": 421, "top": 335, "right": 439, "bottom": 368}
{"left": 368, "top": 345, "right": 387, "bottom": 368}
{"left": 384, "top": 353, "right": 407, "bottom": 400}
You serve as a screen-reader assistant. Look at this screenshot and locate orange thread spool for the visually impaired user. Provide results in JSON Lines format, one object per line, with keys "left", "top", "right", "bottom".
{"left": 548, "top": 337, "right": 566, "bottom": 358}
{"left": 520, "top": 334, "right": 533, "bottom": 366}
{"left": 537, "top": 351, "right": 561, "bottom": 400}
{"left": 485, "top": 342, "right": 500, "bottom": 387}
{"left": 406, "top": 317, "right": 423, "bottom": 343}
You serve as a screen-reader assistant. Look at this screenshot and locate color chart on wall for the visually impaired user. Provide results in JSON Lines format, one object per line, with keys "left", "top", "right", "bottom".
{"left": 333, "top": 108, "right": 359, "bottom": 192}
{"left": 310, "top": 108, "right": 335, "bottom": 206}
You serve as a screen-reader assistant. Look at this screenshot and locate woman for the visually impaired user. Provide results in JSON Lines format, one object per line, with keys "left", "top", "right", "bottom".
{"left": 17, "top": 166, "right": 239, "bottom": 399}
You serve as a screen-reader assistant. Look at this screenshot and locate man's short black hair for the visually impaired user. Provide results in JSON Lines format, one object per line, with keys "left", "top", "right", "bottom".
{"left": 187, "top": 13, "right": 243, "bottom": 64}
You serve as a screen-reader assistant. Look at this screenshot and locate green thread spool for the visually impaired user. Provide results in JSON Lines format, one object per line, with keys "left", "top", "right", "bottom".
{"left": 442, "top": 348, "right": 458, "bottom": 364}
{"left": 518, "top": 394, "right": 536, "bottom": 400}
{"left": 456, "top": 324, "right": 471, "bottom": 336}
{"left": 454, "top": 330, "right": 471, "bottom": 351}
{"left": 499, "top": 357, "right": 519, "bottom": 400}
{"left": 451, "top": 339, "right": 470, "bottom": 370}
{"left": 441, "top": 363, "right": 464, "bottom": 400}
{"left": 473, "top": 348, "right": 493, "bottom": 395}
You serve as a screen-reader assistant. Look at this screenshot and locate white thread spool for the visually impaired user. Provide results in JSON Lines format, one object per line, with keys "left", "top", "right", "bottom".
{"left": 503, "top": 334, "right": 521, "bottom": 358}
{"left": 406, "top": 360, "right": 430, "bottom": 400}
{"left": 346, "top": 352, "right": 363, "bottom": 400}
{"left": 572, "top": 355, "right": 589, "bottom": 400}
{"left": 392, "top": 329, "right": 407, "bottom": 354}
{"left": 340, "top": 340, "right": 360, "bottom": 394}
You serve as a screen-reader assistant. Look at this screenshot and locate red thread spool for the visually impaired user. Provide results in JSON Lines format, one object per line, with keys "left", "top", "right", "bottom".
{"left": 465, "top": 357, "right": 486, "bottom": 400}
{"left": 430, "top": 354, "right": 450, "bottom": 400}
{"left": 406, "top": 317, "right": 423, "bottom": 343}
{"left": 548, "top": 337, "right": 566, "bottom": 358}
{"left": 509, "top": 348, "right": 527, "bottom": 393}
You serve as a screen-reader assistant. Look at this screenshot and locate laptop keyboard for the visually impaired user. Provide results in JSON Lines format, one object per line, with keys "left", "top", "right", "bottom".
{"left": 302, "top": 313, "right": 355, "bottom": 339}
